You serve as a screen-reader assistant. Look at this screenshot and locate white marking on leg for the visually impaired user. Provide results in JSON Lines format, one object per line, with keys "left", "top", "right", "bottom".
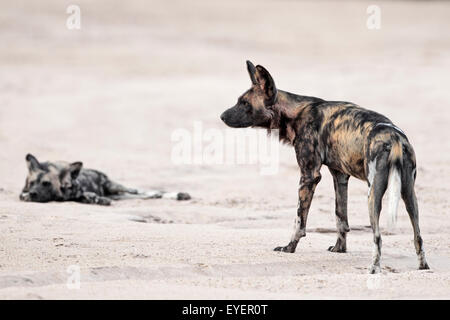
{"left": 370, "top": 244, "right": 381, "bottom": 274}
{"left": 418, "top": 250, "right": 428, "bottom": 267}
{"left": 372, "top": 243, "right": 379, "bottom": 264}
{"left": 290, "top": 216, "right": 301, "bottom": 242}
{"left": 336, "top": 217, "right": 349, "bottom": 233}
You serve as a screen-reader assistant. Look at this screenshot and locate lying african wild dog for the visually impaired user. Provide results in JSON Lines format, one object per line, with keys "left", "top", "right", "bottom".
{"left": 20, "top": 154, "right": 191, "bottom": 205}
{"left": 220, "top": 61, "right": 429, "bottom": 273}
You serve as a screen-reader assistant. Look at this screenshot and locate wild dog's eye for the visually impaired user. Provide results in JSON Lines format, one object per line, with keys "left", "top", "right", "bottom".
{"left": 242, "top": 100, "right": 252, "bottom": 112}
{"left": 41, "top": 181, "right": 51, "bottom": 187}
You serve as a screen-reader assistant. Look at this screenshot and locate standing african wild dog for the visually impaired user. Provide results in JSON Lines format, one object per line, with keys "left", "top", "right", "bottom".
{"left": 20, "top": 154, "right": 191, "bottom": 205}
{"left": 220, "top": 61, "right": 429, "bottom": 273}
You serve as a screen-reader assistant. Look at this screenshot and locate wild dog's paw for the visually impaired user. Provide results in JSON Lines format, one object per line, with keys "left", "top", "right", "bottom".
{"left": 274, "top": 245, "right": 296, "bottom": 253}
{"left": 97, "top": 197, "right": 112, "bottom": 206}
{"left": 176, "top": 192, "right": 191, "bottom": 201}
{"left": 369, "top": 264, "right": 382, "bottom": 274}
{"left": 327, "top": 245, "right": 346, "bottom": 253}
{"left": 419, "top": 262, "right": 430, "bottom": 270}
{"left": 19, "top": 192, "right": 31, "bottom": 201}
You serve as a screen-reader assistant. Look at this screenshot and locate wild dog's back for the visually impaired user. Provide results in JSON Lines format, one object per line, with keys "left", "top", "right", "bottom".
{"left": 72, "top": 168, "right": 110, "bottom": 196}
{"left": 316, "top": 102, "right": 403, "bottom": 181}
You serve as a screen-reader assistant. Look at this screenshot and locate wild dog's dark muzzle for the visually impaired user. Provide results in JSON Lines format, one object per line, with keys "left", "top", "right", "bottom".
{"left": 28, "top": 187, "right": 53, "bottom": 202}
{"left": 220, "top": 105, "right": 253, "bottom": 128}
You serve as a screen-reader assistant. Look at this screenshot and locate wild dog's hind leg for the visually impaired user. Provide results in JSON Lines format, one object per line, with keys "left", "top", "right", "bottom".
{"left": 328, "top": 168, "right": 350, "bottom": 253}
{"left": 401, "top": 164, "right": 430, "bottom": 270}
{"left": 367, "top": 155, "right": 389, "bottom": 274}
{"left": 274, "top": 145, "right": 322, "bottom": 253}
{"left": 104, "top": 180, "right": 138, "bottom": 195}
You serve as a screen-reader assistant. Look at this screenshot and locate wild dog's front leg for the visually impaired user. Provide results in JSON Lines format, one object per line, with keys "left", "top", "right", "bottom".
{"left": 274, "top": 145, "right": 322, "bottom": 253}
{"left": 20, "top": 182, "right": 31, "bottom": 201}
{"left": 328, "top": 168, "right": 350, "bottom": 253}
{"left": 274, "top": 171, "right": 322, "bottom": 253}
{"left": 79, "top": 192, "right": 111, "bottom": 206}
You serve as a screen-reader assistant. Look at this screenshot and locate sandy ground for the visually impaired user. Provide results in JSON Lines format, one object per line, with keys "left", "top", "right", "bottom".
{"left": 0, "top": 0, "right": 449, "bottom": 299}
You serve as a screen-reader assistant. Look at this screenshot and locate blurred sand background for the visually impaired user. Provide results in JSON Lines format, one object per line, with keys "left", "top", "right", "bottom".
{"left": 0, "top": 0, "right": 449, "bottom": 299}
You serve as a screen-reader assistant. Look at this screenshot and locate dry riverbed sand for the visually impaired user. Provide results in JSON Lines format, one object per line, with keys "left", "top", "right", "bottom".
{"left": 0, "top": 0, "right": 449, "bottom": 299}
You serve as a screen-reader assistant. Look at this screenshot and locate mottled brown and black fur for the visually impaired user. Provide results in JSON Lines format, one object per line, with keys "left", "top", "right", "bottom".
{"left": 20, "top": 154, "right": 190, "bottom": 206}
{"left": 221, "top": 61, "right": 429, "bottom": 273}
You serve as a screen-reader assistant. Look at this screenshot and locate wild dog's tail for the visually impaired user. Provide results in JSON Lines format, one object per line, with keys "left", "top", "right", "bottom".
{"left": 386, "top": 140, "right": 403, "bottom": 227}
{"left": 160, "top": 191, "right": 191, "bottom": 201}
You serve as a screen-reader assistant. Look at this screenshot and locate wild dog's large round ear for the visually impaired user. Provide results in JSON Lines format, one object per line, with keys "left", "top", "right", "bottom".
{"left": 255, "top": 65, "right": 277, "bottom": 105}
{"left": 246, "top": 60, "right": 258, "bottom": 85}
{"left": 25, "top": 153, "right": 41, "bottom": 172}
{"left": 69, "top": 162, "right": 83, "bottom": 179}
